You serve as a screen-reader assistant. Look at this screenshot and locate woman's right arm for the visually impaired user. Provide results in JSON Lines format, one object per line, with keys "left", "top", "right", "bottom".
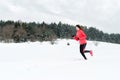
{"left": 73, "top": 35, "right": 79, "bottom": 41}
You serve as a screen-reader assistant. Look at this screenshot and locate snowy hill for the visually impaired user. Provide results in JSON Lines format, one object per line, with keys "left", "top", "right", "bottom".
{"left": 0, "top": 39, "right": 120, "bottom": 80}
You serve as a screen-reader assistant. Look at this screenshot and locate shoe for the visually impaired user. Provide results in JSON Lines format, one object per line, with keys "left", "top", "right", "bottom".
{"left": 90, "top": 50, "right": 93, "bottom": 56}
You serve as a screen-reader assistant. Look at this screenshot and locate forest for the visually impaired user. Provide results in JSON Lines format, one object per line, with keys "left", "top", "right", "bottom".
{"left": 0, "top": 20, "right": 120, "bottom": 44}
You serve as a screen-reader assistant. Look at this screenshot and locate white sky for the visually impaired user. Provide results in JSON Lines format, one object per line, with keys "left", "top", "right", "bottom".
{"left": 0, "top": 0, "right": 120, "bottom": 33}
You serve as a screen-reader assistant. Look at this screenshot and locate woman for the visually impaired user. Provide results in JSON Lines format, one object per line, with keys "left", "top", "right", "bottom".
{"left": 73, "top": 25, "right": 93, "bottom": 60}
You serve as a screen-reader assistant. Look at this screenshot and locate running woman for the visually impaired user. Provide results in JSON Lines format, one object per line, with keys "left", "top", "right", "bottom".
{"left": 73, "top": 25, "right": 93, "bottom": 60}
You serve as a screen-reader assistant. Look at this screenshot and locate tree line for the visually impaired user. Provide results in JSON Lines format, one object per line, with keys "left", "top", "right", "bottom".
{"left": 0, "top": 20, "right": 120, "bottom": 44}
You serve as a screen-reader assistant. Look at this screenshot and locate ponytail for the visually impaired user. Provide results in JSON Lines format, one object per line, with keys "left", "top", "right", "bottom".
{"left": 76, "top": 25, "right": 84, "bottom": 30}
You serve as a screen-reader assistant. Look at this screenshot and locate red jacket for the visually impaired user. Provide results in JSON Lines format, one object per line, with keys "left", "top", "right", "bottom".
{"left": 73, "top": 29, "right": 87, "bottom": 44}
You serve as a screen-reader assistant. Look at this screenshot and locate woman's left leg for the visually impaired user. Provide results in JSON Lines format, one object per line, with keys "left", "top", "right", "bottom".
{"left": 83, "top": 43, "right": 93, "bottom": 56}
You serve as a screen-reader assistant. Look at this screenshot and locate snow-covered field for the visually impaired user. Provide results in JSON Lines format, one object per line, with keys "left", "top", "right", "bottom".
{"left": 0, "top": 39, "right": 120, "bottom": 80}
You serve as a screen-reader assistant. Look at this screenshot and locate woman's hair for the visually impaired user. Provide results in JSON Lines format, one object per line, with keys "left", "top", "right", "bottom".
{"left": 76, "top": 25, "right": 83, "bottom": 30}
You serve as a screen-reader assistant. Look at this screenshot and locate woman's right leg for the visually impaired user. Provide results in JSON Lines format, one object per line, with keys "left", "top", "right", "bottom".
{"left": 80, "top": 44, "right": 87, "bottom": 60}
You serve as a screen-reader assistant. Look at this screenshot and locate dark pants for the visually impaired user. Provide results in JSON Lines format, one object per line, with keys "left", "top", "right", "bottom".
{"left": 80, "top": 43, "right": 90, "bottom": 60}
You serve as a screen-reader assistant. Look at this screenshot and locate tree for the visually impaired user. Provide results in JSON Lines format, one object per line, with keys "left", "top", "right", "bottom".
{"left": 1, "top": 25, "right": 14, "bottom": 42}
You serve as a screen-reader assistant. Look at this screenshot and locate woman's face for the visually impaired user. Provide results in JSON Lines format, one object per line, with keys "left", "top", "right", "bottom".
{"left": 76, "top": 27, "right": 79, "bottom": 31}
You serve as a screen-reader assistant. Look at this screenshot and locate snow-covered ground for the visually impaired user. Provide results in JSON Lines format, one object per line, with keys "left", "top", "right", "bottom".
{"left": 0, "top": 39, "right": 120, "bottom": 80}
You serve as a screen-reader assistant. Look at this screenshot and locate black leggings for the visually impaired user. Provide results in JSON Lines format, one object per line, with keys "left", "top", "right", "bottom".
{"left": 80, "top": 43, "right": 90, "bottom": 60}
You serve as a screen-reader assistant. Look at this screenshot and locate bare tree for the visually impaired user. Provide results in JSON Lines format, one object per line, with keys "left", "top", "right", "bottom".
{"left": 13, "top": 27, "right": 27, "bottom": 42}
{"left": 1, "top": 25, "right": 14, "bottom": 42}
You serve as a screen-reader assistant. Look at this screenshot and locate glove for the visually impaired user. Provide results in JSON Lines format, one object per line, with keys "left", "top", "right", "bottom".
{"left": 73, "top": 36, "right": 79, "bottom": 41}
{"left": 72, "top": 35, "right": 75, "bottom": 38}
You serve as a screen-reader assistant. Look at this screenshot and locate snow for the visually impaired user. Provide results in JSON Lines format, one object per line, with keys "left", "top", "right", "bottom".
{"left": 0, "top": 39, "right": 120, "bottom": 80}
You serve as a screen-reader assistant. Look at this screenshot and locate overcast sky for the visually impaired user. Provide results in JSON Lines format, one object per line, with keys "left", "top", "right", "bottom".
{"left": 0, "top": 0, "right": 120, "bottom": 33}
